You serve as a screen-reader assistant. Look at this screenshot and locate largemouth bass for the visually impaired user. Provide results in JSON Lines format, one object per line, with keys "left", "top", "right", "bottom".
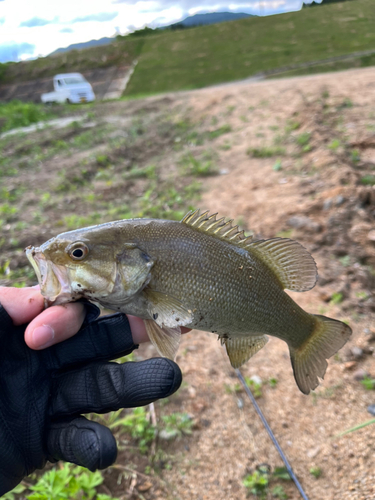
{"left": 26, "top": 209, "right": 351, "bottom": 394}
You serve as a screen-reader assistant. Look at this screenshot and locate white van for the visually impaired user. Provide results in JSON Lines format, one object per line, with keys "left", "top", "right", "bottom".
{"left": 41, "top": 73, "right": 95, "bottom": 104}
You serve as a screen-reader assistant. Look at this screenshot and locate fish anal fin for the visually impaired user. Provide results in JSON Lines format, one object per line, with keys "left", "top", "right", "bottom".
{"left": 223, "top": 335, "right": 268, "bottom": 369}
{"left": 181, "top": 209, "right": 252, "bottom": 245}
{"left": 289, "top": 314, "right": 352, "bottom": 395}
{"left": 144, "top": 319, "right": 181, "bottom": 360}
{"left": 143, "top": 289, "right": 193, "bottom": 328}
{"left": 246, "top": 238, "right": 317, "bottom": 292}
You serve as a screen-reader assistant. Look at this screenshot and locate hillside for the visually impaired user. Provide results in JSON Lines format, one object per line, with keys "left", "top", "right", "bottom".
{"left": 125, "top": 0, "right": 375, "bottom": 95}
{"left": 1, "top": 0, "right": 374, "bottom": 99}
{"left": 0, "top": 37, "right": 143, "bottom": 85}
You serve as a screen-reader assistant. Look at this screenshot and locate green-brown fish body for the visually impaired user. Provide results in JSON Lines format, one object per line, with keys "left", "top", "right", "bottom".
{"left": 26, "top": 210, "right": 352, "bottom": 394}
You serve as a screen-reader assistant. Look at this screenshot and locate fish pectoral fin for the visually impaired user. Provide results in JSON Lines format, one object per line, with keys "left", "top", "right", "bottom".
{"left": 144, "top": 289, "right": 193, "bottom": 328}
{"left": 144, "top": 319, "right": 181, "bottom": 360}
{"left": 223, "top": 335, "right": 268, "bottom": 369}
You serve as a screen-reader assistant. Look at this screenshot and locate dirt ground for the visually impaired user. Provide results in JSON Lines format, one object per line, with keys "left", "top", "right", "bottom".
{"left": 136, "top": 68, "right": 375, "bottom": 500}
{"left": 2, "top": 66, "right": 375, "bottom": 500}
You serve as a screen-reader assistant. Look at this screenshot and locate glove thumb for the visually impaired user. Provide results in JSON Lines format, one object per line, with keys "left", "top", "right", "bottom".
{"left": 46, "top": 416, "right": 117, "bottom": 471}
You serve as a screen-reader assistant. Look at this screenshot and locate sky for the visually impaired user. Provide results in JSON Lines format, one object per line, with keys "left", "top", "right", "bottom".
{"left": 0, "top": 0, "right": 320, "bottom": 63}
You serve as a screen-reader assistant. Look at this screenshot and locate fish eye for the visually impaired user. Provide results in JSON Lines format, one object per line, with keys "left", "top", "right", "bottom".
{"left": 67, "top": 242, "right": 89, "bottom": 261}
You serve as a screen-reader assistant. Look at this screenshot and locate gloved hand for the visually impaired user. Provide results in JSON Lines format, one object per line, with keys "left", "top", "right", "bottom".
{"left": 0, "top": 300, "right": 182, "bottom": 496}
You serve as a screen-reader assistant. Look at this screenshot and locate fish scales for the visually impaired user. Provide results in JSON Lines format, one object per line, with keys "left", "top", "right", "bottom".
{"left": 26, "top": 209, "right": 352, "bottom": 394}
{"left": 123, "top": 220, "right": 313, "bottom": 345}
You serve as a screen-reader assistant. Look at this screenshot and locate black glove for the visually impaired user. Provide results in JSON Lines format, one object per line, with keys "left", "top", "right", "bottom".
{"left": 0, "top": 303, "right": 182, "bottom": 496}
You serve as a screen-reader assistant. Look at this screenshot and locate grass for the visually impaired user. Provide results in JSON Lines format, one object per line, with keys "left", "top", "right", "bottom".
{"left": 360, "top": 175, "right": 375, "bottom": 186}
{"left": 0, "top": 38, "right": 144, "bottom": 85}
{"left": 124, "top": 0, "right": 375, "bottom": 95}
{"left": 247, "top": 146, "right": 286, "bottom": 158}
{"left": 179, "top": 152, "right": 219, "bottom": 176}
{"left": 0, "top": 100, "right": 56, "bottom": 132}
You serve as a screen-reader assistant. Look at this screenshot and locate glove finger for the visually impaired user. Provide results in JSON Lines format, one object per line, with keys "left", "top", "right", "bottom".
{"left": 51, "top": 358, "right": 182, "bottom": 416}
{"left": 49, "top": 313, "right": 136, "bottom": 369}
{"left": 46, "top": 416, "right": 117, "bottom": 471}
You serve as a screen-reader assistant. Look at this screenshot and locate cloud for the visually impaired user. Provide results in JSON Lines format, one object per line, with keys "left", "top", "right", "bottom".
{"left": 60, "top": 27, "right": 74, "bottom": 33}
{"left": 0, "top": 18, "right": 4, "bottom": 26}
{"left": 112, "top": 0, "right": 302, "bottom": 12}
{"left": 71, "top": 12, "right": 119, "bottom": 23}
{"left": 19, "top": 16, "right": 58, "bottom": 28}
{"left": 0, "top": 42, "right": 35, "bottom": 63}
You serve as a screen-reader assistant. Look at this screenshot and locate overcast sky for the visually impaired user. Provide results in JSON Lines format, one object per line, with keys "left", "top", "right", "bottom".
{"left": 0, "top": 0, "right": 320, "bottom": 63}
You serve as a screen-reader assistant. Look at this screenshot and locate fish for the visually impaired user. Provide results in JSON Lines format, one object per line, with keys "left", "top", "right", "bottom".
{"left": 25, "top": 209, "right": 352, "bottom": 394}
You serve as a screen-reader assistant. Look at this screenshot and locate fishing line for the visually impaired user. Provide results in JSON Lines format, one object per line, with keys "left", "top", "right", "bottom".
{"left": 235, "top": 368, "right": 309, "bottom": 500}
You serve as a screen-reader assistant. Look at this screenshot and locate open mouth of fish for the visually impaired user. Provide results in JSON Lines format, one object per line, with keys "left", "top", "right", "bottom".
{"left": 26, "top": 247, "right": 78, "bottom": 306}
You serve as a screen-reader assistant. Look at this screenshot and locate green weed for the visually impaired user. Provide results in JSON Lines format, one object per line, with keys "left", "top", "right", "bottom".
{"left": 285, "top": 120, "right": 300, "bottom": 133}
{"left": 309, "top": 467, "right": 322, "bottom": 479}
{"left": 338, "top": 255, "right": 351, "bottom": 267}
{"left": 336, "top": 419, "right": 375, "bottom": 437}
{"left": 2, "top": 483, "right": 26, "bottom": 500}
{"left": 124, "top": 164, "right": 157, "bottom": 179}
{"left": 161, "top": 412, "right": 193, "bottom": 438}
{"left": 23, "top": 463, "right": 118, "bottom": 500}
{"left": 243, "top": 470, "right": 269, "bottom": 498}
{"left": 360, "top": 175, "right": 375, "bottom": 186}
{"left": 109, "top": 407, "right": 156, "bottom": 453}
{"left": 272, "top": 485, "right": 288, "bottom": 499}
{"left": 328, "top": 139, "right": 341, "bottom": 151}
{"left": 0, "top": 203, "right": 18, "bottom": 222}
{"left": 296, "top": 132, "right": 311, "bottom": 152}
{"left": 273, "top": 159, "right": 282, "bottom": 171}
{"left": 351, "top": 149, "right": 360, "bottom": 163}
{"left": 0, "top": 100, "right": 55, "bottom": 132}
{"left": 361, "top": 376, "right": 375, "bottom": 390}
{"left": 180, "top": 153, "right": 218, "bottom": 177}
{"left": 62, "top": 214, "right": 101, "bottom": 229}
{"left": 268, "top": 377, "right": 278, "bottom": 388}
{"left": 243, "top": 376, "right": 263, "bottom": 398}
{"left": 247, "top": 146, "right": 286, "bottom": 158}
{"left": 330, "top": 292, "right": 343, "bottom": 305}
{"left": 207, "top": 124, "right": 232, "bottom": 140}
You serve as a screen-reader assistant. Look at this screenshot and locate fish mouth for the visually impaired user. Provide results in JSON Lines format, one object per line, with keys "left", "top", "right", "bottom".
{"left": 26, "top": 246, "right": 78, "bottom": 306}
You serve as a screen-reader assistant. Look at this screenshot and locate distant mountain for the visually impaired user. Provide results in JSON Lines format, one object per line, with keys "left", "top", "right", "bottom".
{"left": 49, "top": 12, "right": 255, "bottom": 56}
{"left": 50, "top": 37, "right": 113, "bottom": 56}
{"left": 171, "top": 12, "right": 255, "bottom": 28}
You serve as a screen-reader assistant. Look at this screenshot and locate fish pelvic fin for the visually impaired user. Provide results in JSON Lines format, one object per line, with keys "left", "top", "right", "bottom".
{"left": 144, "top": 319, "right": 181, "bottom": 360}
{"left": 223, "top": 335, "right": 268, "bottom": 369}
{"left": 289, "top": 314, "right": 352, "bottom": 395}
{"left": 246, "top": 238, "right": 317, "bottom": 292}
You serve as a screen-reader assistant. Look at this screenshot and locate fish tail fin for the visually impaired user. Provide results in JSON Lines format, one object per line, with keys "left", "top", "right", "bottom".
{"left": 289, "top": 314, "right": 352, "bottom": 395}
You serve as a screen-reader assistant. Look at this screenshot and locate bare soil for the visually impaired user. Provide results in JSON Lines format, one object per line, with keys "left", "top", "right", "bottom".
{"left": 2, "top": 67, "right": 375, "bottom": 500}
{"left": 132, "top": 68, "right": 375, "bottom": 500}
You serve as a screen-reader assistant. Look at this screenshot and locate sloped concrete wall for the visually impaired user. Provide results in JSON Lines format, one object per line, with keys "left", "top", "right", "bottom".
{"left": 0, "top": 65, "right": 131, "bottom": 103}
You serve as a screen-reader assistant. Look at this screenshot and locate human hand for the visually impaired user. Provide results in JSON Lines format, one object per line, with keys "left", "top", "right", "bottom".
{"left": 0, "top": 286, "right": 182, "bottom": 495}
{"left": 0, "top": 286, "right": 152, "bottom": 349}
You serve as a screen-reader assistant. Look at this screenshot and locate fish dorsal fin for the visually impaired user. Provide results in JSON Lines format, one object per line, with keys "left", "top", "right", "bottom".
{"left": 181, "top": 209, "right": 252, "bottom": 245}
{"left": 246, "top": 238, "right": 317, "bottom": 292}
{"left": 222, "top": 335, "right": 268, "bottom": 369}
